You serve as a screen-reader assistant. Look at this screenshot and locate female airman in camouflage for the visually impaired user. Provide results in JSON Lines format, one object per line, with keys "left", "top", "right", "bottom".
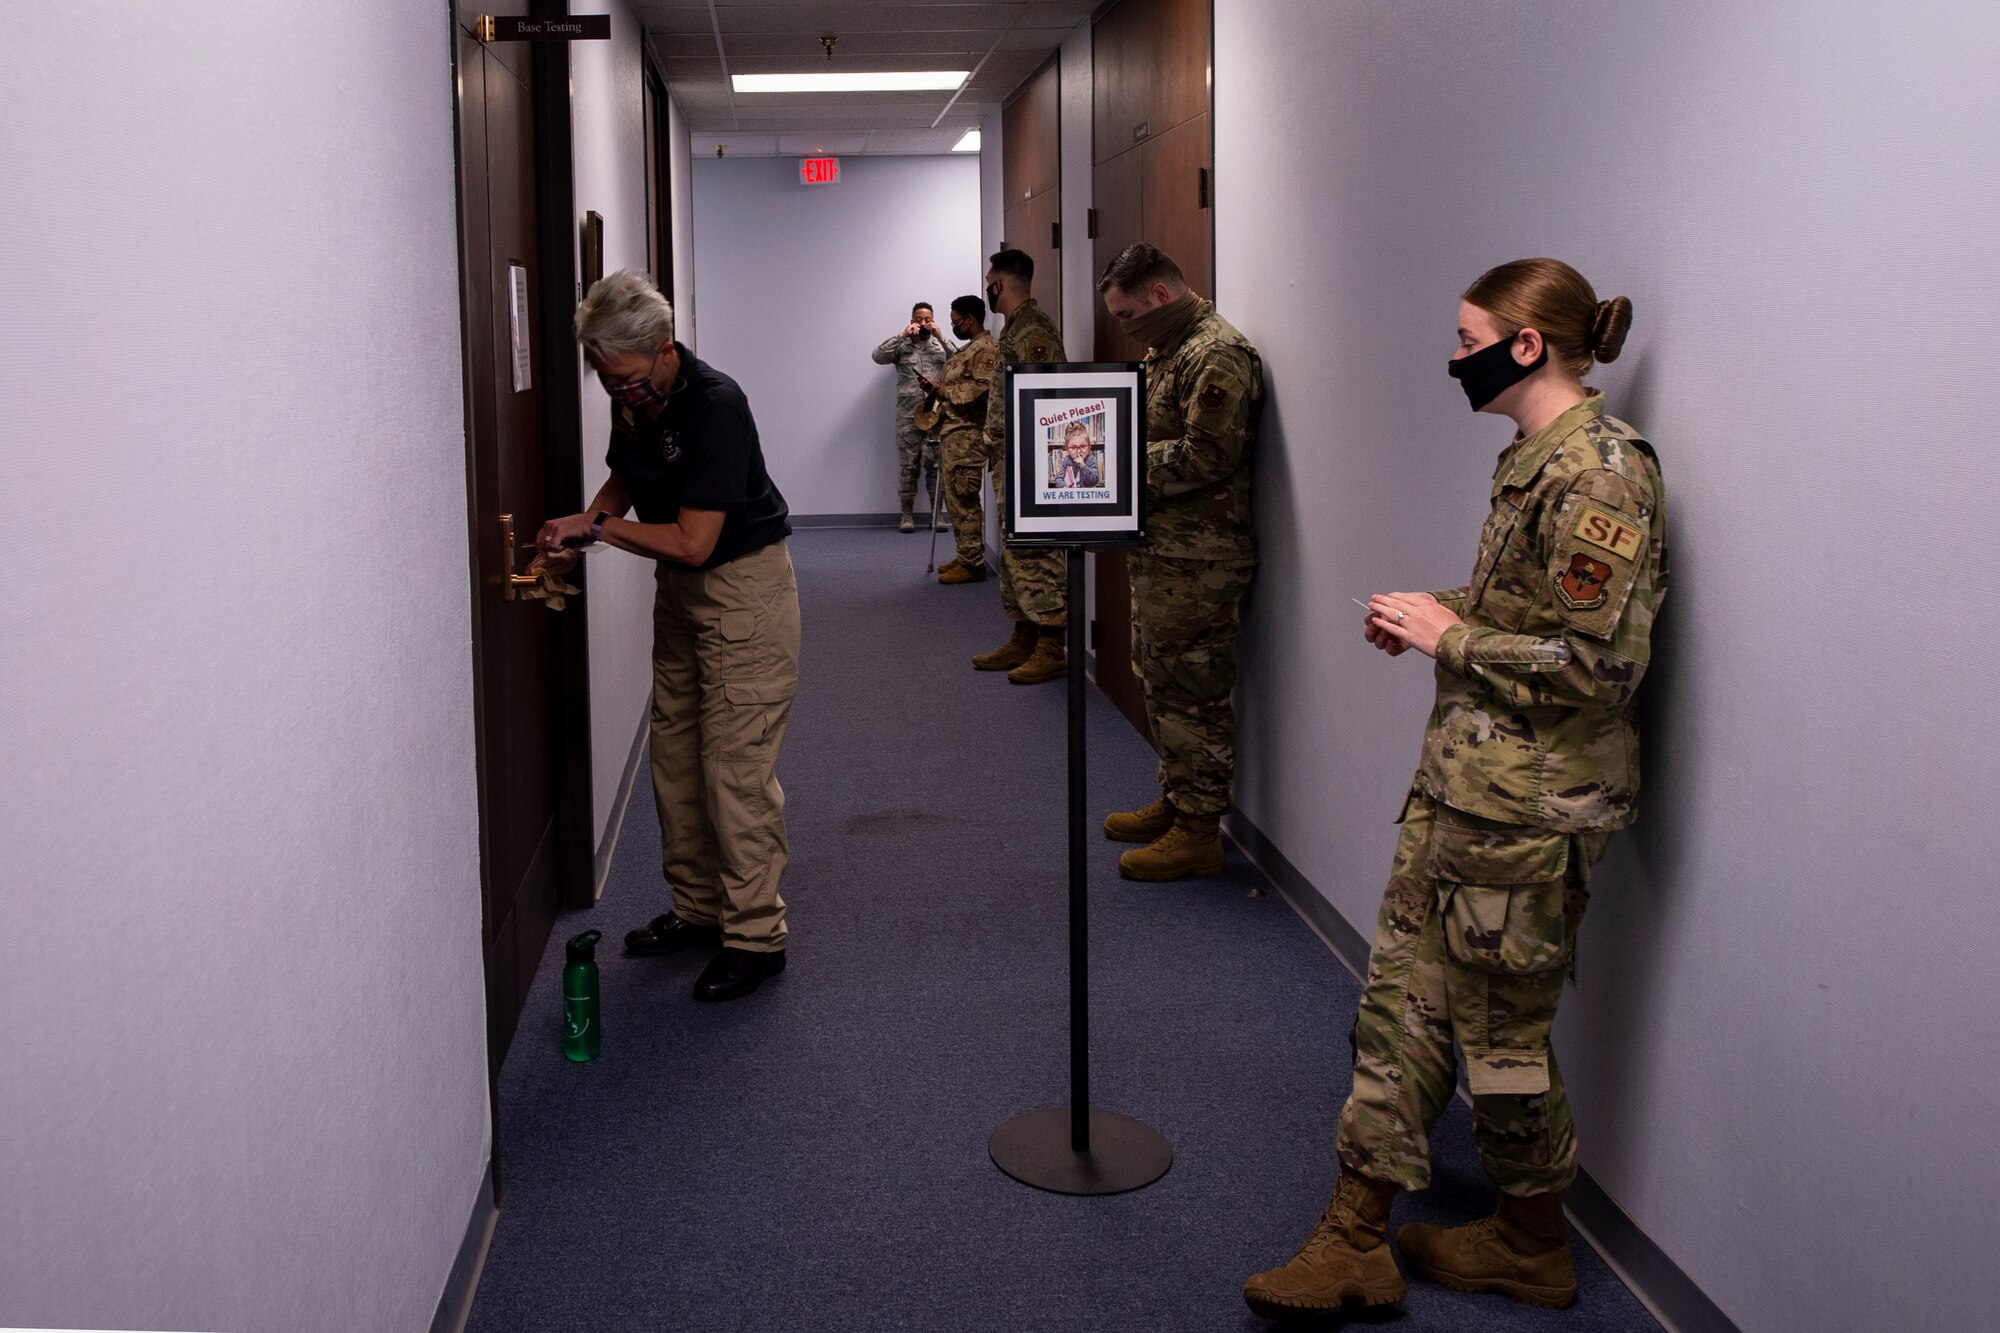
{"left": 1245, "top": 259, "right": 1667, "bottom": 1320}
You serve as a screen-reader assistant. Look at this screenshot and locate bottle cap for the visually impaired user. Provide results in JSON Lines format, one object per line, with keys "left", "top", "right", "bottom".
{"left": 566, "top": 929, "right": 602, "bottom": 963}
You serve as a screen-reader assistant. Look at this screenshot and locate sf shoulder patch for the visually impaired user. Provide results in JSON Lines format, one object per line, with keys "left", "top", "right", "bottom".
{"left": 1199, "top": 381, "right": 1228, "bottom": 411}
{"left": 1572, "top": 504, "right": 1644, "bottom": 560}
{"left": 1546, "top": 479, "right": 1653, "bottom": 641}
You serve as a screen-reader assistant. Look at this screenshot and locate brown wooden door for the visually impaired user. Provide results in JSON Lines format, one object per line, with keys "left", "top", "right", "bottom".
{"left": 1090, "top": 0, "right": 1213, "bottom": 738}
{"left": 1002, "top": 55, "right": 1062, "bottom": 325}
{"left": 455, "top": 15, "right": 563, "bottom": 1079}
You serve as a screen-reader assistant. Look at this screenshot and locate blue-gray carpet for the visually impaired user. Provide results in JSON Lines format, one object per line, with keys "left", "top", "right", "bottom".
{"left": 465, "top": 528, "right": 1661, "bottom": 1332}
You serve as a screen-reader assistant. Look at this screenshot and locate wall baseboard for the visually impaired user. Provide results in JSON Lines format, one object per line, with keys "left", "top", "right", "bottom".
{"left": 430, "top": 1160, "right": 497, "bottom": 1333}
{"left": 791, "top": 512, "right": 903, "bottom": 528}
{"left": 1222, "top": 810, "right": 1741, "bottom": 1333}
{"left": 594, "top": 701, "right": 652, "bottom": 902}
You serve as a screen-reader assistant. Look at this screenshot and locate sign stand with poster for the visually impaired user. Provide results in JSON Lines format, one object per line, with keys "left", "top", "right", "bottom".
{"left": 987, "top": 362, "right": 1171, "bottom": 1197}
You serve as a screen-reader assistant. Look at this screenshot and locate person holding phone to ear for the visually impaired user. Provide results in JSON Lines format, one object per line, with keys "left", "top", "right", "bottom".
{"left": 871, "top": 301, "right": 955, "bottom": 532}
{"left": 1245, "top": 259, "right": 1667, "bottom": 1319}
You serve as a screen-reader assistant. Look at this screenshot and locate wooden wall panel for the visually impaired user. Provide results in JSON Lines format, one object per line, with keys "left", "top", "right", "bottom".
{"left": 1093, "top": 0, "right": 1209, "bottom": 163}
{"left": 1091, "top": 146, "right": 1146, "bottom": 362}
{"left": 1002, "top": 56, "right": 1061, "bottom": 204}
{"left": 1092, "top": 547, "right": 1147, "bottom": 731}
{"left": 1154, "top": 0, "right": 1211, "bottom": 133}
{"left": 1090, "top": 0, "right": 1214, "bottom": 740}
{"left": 1092, "top": 0, "right": 1155, "bottom": 165}
{"left": 1001, "top": 187, "right": 1063, "bottom": 330}
{"left": 1139, "top": 113, "right": 1212, "bottom": 298}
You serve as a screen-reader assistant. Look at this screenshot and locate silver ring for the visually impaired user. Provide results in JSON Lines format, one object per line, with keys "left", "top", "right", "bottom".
{"left": 1394, "top": 610, "right": 1407, "bottom": 624}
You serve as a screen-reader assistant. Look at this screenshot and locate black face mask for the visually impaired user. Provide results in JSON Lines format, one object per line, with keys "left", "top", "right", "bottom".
{"left": 986, "top": 283, "right": 1003, "bottom": 311}
{"left": 951, "top": 318, "right": 974, "bottom": 341}
{"left": 1448, "top": 333, "right": 1547, "bottom": 411}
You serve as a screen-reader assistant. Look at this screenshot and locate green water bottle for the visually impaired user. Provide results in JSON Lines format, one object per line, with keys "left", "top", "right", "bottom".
{"left": 562, "top": 929, "right": 603, "bottom": 1062}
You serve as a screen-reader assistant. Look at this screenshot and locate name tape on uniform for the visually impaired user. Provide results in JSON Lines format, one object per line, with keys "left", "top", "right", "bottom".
{"left": 1572, "top": 505, "right": 1643, "bottom": 561}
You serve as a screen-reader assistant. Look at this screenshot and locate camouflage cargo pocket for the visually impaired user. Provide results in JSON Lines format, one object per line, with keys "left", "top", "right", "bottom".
{"left": 1427, "top": 817, "right": 1571, "bottom": 975}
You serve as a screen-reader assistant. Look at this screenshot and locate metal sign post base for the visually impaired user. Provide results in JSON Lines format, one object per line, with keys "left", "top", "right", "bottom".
{"left": 989, "top": 549, "right": 1171, "bottom": 1198}
{"left": 989, "top": 1106, "right": 1172, "bottom": 1196}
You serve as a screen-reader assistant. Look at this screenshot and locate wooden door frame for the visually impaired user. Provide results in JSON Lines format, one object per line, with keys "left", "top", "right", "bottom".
{"left": 643, "top": 56, "right": 676, "bottom": 307}
{"left": 527, "top": 5, "right": 597, "bottom": 919}
{"left": 445, "top": 1, "right": 598, "bottom": 1196}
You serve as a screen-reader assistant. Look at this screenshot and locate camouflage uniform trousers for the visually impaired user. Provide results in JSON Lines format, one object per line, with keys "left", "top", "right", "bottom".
{"left": 989, "top": 436, "right": 1066, "bottom": 628}
{"left": 1129, "top": 553, "right": 1254, "bottom": 818}
{"left": 1336, "top": 792, "right": 1609, "bottom": 1197}
{"left": 939, "top": 423, "right": 988, "bottom": 568}
{"left": 895, "top": 408, "right": 942, "bottom": 510}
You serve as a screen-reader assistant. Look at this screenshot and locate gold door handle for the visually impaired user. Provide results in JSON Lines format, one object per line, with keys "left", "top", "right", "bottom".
{"left": 497, "top": 514, "right": 544, "bottom": 600}
{"left": 497, "top": 514, "right": 579, "bottom": 610}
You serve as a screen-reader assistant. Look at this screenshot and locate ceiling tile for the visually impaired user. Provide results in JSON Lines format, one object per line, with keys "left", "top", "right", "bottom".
{"left": 991, "top": 26, "right": 1077, "bottom": 52}
{"left": 776, "top": 131, "right": 871, "bottom": 154}
{"left": 647, "top": 0, "right": 1076, "bottom": 137}
{"left": 695, "top": 31, "right": 999, "bottom": 59}
{"left": 708, "top": 5, "right": 1013, "bottom": 36}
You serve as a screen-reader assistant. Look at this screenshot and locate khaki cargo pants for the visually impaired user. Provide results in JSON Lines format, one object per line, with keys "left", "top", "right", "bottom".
{"left": 1335, "top": 792, "right": 1609, "bottom": 1197}
{"left": 649, "top": 539, "right": 801, "bottom": 953}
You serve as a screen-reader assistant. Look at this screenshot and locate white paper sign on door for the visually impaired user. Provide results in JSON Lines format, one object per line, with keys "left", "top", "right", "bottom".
{"left": 508, "top": 263, "right": 532, "bottom": 393}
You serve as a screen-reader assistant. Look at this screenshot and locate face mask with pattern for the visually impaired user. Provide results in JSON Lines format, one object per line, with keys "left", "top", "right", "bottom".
{"left": 607, "top": 348, "right": 670, "bottom": 410}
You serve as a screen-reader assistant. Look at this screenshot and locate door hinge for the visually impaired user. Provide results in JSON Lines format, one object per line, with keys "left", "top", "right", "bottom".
{"left": 1086, "top": 207, "right": 1098, "bottom": 239}
{"left": 1197, "top": 166, "right": 1210, "bottom": 209}
{"left": 1051, "top": 221, "right": 1061, "bottom": 250}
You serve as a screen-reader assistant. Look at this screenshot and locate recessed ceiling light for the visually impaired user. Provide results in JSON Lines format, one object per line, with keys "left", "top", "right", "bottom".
{"left": 733, "top": 71, "right": 969, "bottom": 94}
{"left": 952, "top": 130, "right": 982, "bottom": 153}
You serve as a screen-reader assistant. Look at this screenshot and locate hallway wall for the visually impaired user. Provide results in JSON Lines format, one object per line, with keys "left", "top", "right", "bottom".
{"left": 1211, "top": 2, "right": 2000, "bottom": 1330}
{"left": 571, "top": 0, "right": 680, "bottom": 860}
{"left": 693, "top": 154, "right": 984, "bottom": 518}
{"left": 0, "top": 5, "right": 489, "bottom": 1332}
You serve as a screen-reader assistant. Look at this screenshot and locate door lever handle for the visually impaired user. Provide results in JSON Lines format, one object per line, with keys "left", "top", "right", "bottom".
{"left": 496, "top": 513, "right": 578, "bottom": 610}
{"left": 497, "top": 514, "right": 543, "bottom": 599}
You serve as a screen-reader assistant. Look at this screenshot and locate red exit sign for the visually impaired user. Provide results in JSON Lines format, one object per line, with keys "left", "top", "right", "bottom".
{"left": 798, "top": 156, "right": 841, "bottom": 185}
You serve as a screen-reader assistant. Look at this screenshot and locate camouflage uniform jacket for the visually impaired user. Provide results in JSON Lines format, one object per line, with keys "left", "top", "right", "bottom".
{"left": 982, "top": 298, "right": 1066, "bottom": 458}
{"left": 1417, "top": 392, "right": 1668, "bottom": 833}
{"left": 936, "top": 330, "right": 999, "bottom": 432}
{"left": 871, "top": 329, "right": 955, "bottom": 405}
{"left": 1141, "top": 300, "right": 1263, "bottom": 563}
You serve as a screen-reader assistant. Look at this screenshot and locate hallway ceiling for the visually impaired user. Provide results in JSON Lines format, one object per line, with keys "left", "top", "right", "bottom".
{"left": 639, "top": 1, "right": 1091, "bottom": 156}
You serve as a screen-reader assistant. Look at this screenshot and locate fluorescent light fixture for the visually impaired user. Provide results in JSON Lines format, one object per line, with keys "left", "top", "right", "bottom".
{"left": 733, "top": 71, "right": 968, "bottom": 94}
{"left": 952, "top": 129, "right": 982, "bottom": 153}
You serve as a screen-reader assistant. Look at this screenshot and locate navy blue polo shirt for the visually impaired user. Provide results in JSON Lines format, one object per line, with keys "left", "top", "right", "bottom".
{"left": 605, "top": 343, "right": 791, "bottom": 571}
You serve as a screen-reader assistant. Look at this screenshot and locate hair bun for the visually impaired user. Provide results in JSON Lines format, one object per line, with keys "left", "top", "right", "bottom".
{"left": 1590, "top": 296, "right": 1633, "bottom": 363}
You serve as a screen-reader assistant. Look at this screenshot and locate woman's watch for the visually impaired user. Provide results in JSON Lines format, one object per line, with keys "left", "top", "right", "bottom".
{"left": 588, "top": 510, "right": 611, "bottom": 543}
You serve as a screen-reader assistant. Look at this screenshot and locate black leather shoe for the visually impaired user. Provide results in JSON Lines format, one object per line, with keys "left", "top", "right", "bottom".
{"left": 624, "top": 912, "right": 722, "bottom": 957}
{"left": 693, "top": 947, "right": 786, "bottom": 1001}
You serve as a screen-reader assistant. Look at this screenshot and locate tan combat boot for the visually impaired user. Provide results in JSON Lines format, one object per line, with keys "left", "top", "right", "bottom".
{"left": 1006, "top": 629, "right": 1068, "bottom": 685}
{"left": 938, "top": 559, "right": 986, "bottom": 585}
{"left": 1117, "top": 813, "right": 1225, "bottom": 880}
{"left": 1395, "top": 1191, "right": 1577, "bottom": 1309}
{"left": 973, "top": 621, "right": 1037, "bottom": 671}
{"left": 1243, "top": 1174, "right": 1405, "bottom": 1319}
{"left": 1103, "top": 797, "right": 1175, "bottom": 843}
{"left": 899, "top": 503, "right": 916, "bottom": 533}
